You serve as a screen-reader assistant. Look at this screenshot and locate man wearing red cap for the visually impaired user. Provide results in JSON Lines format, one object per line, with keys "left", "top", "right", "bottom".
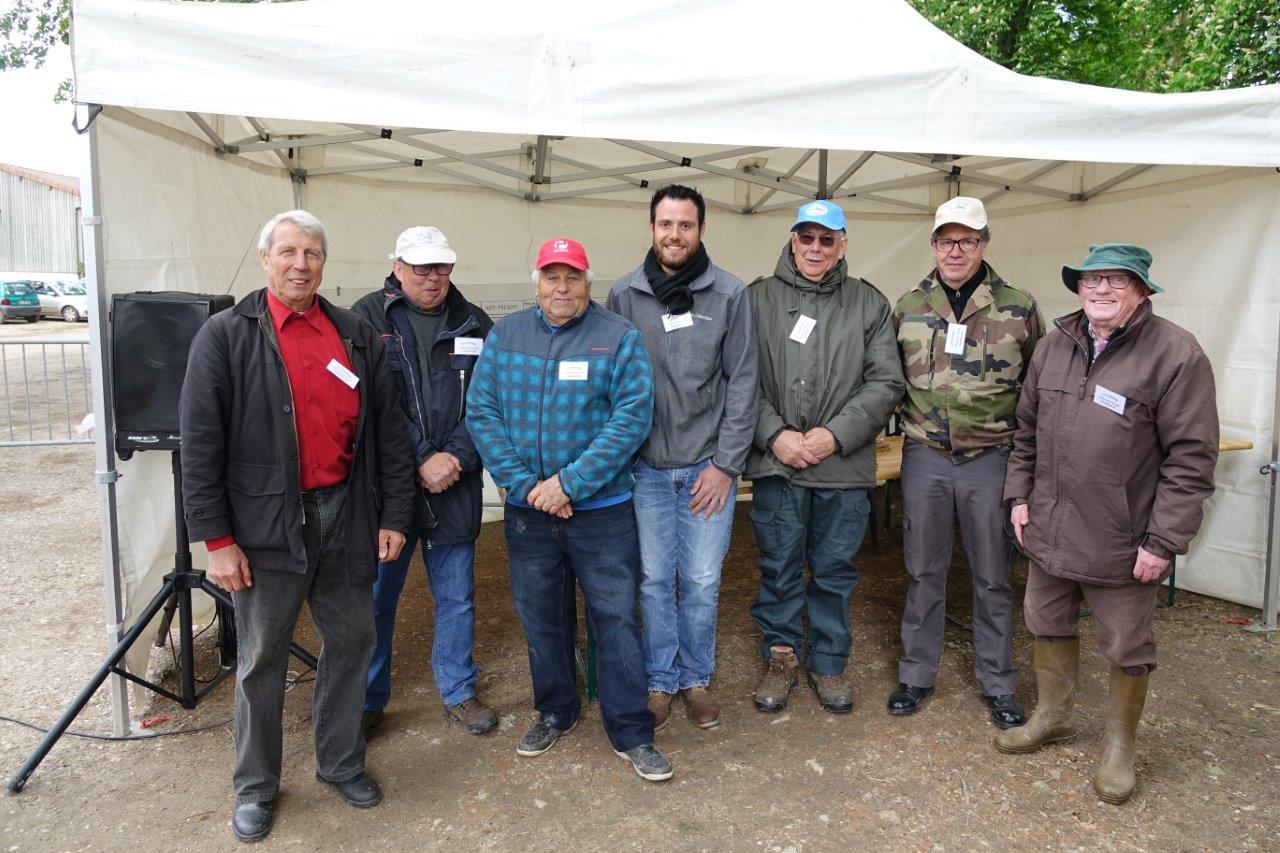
{"left": 467, "top": 238, "right": 672, "bottom": 781}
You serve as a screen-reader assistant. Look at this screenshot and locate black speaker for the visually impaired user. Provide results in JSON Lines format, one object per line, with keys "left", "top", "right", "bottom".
{"left": 111, "top": 291, "right": 234, "bottom": 456}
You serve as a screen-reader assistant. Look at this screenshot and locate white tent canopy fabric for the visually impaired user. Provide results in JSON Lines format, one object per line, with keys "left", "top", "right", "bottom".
{"left": 74, "top": 0, "right": 1279, "bottom": 167}
{"left": 68, "top": 0, "right": 1279, "bottom": 726}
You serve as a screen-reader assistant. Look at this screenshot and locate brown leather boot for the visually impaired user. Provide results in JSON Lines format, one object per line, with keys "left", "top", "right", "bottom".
{"left": 1093, "top": 666, "right": 1149, "bottom": 804}
{"left": 648, "top": 691, "right": 675, "bottom": 732}
{"left": 994, "top": 639, "right": 1079, "bottom": 754}
{"left": 753, "top": 646, "right": 800, "bottom": 712}
{"left": 681, "top": 686, "right": 721, "bottom": 728}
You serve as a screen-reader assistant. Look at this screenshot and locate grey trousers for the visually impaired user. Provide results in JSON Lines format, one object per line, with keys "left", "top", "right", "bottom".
{"left": 230, "top": 486, "right": 375, "bottom": 804}
{"left": 897, "top": 440, "right": 1018, "bottom": 694}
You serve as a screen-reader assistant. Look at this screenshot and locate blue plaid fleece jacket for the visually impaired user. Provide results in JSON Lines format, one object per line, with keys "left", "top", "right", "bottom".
{"left": 466, "top": 302, "right": 654, "bottom": 506}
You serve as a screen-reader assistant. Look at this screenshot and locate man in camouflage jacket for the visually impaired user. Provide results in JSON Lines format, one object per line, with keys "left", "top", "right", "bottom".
{"left": 889, "top": 197, "right": 1044, "bottom": 728}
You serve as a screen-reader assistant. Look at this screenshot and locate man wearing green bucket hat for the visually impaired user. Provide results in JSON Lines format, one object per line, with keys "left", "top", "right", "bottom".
{"left": 997, "top": 243, "right": 1219, "bottom": 805}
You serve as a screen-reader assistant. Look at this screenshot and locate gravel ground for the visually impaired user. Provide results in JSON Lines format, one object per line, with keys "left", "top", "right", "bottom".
{"left": 1, "top": 330, "right": 1278, "bottom": 850}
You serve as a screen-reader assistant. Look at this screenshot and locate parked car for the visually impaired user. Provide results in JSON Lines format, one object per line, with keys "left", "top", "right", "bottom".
{"left": 0, "top": 280, "right": 41, "bottom": 323}
{"left": 31, "top": 279, "right": 90, "bottom": 322}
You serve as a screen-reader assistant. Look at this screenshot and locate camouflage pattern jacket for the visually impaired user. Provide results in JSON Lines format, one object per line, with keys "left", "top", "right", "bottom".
{"left": 893, "top": 263, "right": 1043, "bottom": 460}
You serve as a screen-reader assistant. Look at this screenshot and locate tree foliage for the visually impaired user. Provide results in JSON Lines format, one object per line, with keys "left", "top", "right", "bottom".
{"left": 908, "top": 0, "right": 1280, "bottom": 92}
{"left": 0, "top": 0, "right": 68, "bottom": 71}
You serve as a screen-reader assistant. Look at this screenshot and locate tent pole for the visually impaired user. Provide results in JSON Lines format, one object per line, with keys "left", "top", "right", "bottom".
{"left": 81, "top": 105, "right": 132, "bottom": 736}
{"left": 817, "top": 150, "right": 828, "bottom": 199}
{"left": 1252, "top": 311, "right": 1280, "bottom": 632}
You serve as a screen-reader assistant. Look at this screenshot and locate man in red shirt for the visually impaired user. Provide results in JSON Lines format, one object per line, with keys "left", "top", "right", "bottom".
{"left": 180, "top": 210, "right": 415, "bottom": 843}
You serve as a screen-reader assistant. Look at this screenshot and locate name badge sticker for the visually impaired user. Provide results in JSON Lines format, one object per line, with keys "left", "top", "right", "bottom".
{"left": 789, "top": 314, "right": 817, "bottom": 344}
{"left": 558, "top": 361, "right": 589, "bottom": 381}
{"left": 944, "top": 323, "right": 968, "bottom": 356}
{"left": 326, "top": 358, "right": 359, "bottom": 389}
{"left": 662, "top": 312, "right": 694, "bottom": 332}
{"left": 454, "top": 337, "right": 484, "bottom": 356}
{"left": 1093, "top": 385, "right": 1127, "bottom": 415}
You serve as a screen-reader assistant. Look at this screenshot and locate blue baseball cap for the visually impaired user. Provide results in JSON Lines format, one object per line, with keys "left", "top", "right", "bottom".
{"left": 792, "top": 200, "right": 847, "bottom": 232}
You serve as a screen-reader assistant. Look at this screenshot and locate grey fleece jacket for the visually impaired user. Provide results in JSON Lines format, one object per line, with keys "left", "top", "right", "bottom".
{"left": 744, "top": 243, "right": 904, "bottom": 489}
{"left": 607, "top": 261, "right": 759, "bottom": 475}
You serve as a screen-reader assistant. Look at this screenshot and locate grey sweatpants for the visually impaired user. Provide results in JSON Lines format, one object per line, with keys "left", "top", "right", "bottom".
{"left": 897, "top": 440, "right": 1018, "bottom": 695}
{"left": 230, "top": 485, "right": 375, "bottom": 804}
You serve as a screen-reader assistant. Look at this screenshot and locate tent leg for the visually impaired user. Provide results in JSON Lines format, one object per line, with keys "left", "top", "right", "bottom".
{"left": 1248, "top": 310, "right": 1280, "bottom": 633}
{"left": 81, "top": 106, "right": 132, "bottom": 736}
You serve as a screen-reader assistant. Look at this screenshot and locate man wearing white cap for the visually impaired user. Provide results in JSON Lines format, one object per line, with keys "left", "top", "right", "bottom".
{"left": 889, "top": 197, "right": 1043, "bottom": 728}
{"left": 352, "top": 226, "right": 497, "bottom": 738}
{"left": 745, "top": 200, "right": 904, "bottom": 714}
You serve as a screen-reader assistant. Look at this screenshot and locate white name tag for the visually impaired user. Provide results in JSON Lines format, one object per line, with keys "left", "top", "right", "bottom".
{"left": 944, "top": 323, "right": 968, "bottom": 356}
{"left": 326, "top": 358, "right": 359, "bottom": 389}
{"left": 789, "top": 314, "right": 817, "bottom": 344}
{"left": 454, "top": 337, "right": 484, "bottom": 356}
{"left": 558, "top": 361, "right": 589, "bottom": 381}
{"left": 1093, "top": 385, "right": 1126, "bottom": 415}
{"left": 661, "top": 312, "right": 694, "bottom": 332}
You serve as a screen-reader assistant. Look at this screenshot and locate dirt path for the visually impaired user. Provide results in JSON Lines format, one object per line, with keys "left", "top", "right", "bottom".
{"left": 1, "top": 445, "right": 1277, "bottom": 850}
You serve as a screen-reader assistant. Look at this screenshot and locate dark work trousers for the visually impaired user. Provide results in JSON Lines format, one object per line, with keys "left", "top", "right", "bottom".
{"left": 1024, "top": 563, "right": 1159, "bottom": 672}
{"left": 749, "top": 477, "right": 871, "bottom": 676}
{"left": 504, "top": 500, "right": 654, "bottom": 752}
{"left": 897, "top": 439, "right": 1018, "bottom": 695}
{"left": 230, "top": 485, "right": 375, "bottom": 804}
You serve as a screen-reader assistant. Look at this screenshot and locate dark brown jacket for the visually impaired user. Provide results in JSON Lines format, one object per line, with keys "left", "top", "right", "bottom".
{"left": 1004, "top": 300, "right": 1218, "bottom": 587}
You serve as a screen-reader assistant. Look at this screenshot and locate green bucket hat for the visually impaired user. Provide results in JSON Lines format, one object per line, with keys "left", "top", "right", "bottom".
{"left": 1061, "top": 243, "right": 1163, "bottom": 294}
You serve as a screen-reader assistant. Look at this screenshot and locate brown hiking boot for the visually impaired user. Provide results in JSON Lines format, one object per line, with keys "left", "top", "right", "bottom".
{"left": 681, "top": 686, "right": 721, "bottom": 729}
{"left": 807, "top": 670, "right": 854, "bottom": 714}
{"left": 1093, "top": 666, "right": 1149, "bottom": 804}
{"left": 648, "top": 691, "right": 675, "bottom": 732}
{"left": 753, "top": 646, "right": 800, "bottom": 712}
{"left": 444, "top": 697, "right": 498, "bottom": 735}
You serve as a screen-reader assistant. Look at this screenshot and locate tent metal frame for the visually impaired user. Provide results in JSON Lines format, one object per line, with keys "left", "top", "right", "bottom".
{"left": 82, "top": 105, "right": 1280, "bottom": 732}
{"left": 176, "top": 111, "right": 1174, "bottom": 215}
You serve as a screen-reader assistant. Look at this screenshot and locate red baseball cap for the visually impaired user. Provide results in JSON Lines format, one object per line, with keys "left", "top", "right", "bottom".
{"left": 535, "top": 237, "right": 590, "bottom": 271}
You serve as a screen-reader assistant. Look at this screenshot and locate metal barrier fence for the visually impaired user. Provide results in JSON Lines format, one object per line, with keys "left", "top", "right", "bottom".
{"left": 0, "top": 338, "right": 94, "bottom": 446}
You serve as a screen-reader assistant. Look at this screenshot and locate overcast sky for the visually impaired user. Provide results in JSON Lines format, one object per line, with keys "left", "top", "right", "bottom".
{"left": 0, "top": 45, "right": 82, "bottom": 179}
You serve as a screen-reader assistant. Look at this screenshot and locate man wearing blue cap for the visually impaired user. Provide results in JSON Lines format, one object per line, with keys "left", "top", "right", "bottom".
{"left": 998, "top": 244, "right": 1218, "bottom": 805}
{"left": 744, "top": 201, "right": 904, "bottom": 713}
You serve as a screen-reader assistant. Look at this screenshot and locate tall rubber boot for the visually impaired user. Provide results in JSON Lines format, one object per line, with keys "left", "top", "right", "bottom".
{"left": 1093, "top": 666, "right": 1149, "bottom": 804}
{"left": 993, "top": 639, "right": 1079, "bottom": 754}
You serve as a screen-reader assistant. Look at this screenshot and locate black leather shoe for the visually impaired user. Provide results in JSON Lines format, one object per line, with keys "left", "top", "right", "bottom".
{"left": 887, "top": 683, "right": 934, "bottom": 716}
{"left": 316, "top": 770, "right": 383, "bottom": 808}
{"left": 982, "top": 693, "right": 1026, "bottom": 729}
{"left": 232, "top": 800, "right": 275, "bottom": 843}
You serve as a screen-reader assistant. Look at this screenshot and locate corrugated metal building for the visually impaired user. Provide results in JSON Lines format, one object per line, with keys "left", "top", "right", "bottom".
{"left": 0, "top": 163, "right": 81, "bottom": 274}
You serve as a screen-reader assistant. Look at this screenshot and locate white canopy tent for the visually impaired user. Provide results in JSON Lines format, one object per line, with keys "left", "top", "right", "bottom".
{"left": 69, "top": 0, "right": 1279, "bottom": 733}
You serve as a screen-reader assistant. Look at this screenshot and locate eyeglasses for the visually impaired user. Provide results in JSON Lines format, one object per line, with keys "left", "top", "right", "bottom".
{"left": 795, "top": 233, "right": 839, "bottom": 248}
{"left": 932, "top": 237, "right": 984, "bottom": 253}
{"left": 405, "top": 262, "right": 454, "bottom": 277}
{"left": 1078, "top": 273, "right": 1135, "bottom": 289}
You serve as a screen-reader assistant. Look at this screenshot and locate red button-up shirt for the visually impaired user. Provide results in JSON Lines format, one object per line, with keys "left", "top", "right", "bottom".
{"left": 207, "top": 291, "right": 360, "bottom": 552}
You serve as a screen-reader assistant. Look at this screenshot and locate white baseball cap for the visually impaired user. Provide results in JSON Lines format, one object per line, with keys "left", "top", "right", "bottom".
{"left": 933, "top": 197, "right": 988, "bottom": 233}
{"left": 390, "top": 226, "right": 457, "bottom": 265}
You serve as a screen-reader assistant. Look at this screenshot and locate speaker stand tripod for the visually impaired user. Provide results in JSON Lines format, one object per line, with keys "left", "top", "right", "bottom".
{"left": 7, "top": 450, "right": 319, "bottom": 793}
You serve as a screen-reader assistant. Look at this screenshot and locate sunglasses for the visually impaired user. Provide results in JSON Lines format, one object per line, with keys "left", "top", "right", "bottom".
{"left": 405, "top": 262, "right": 454, "bottom": 276}
{"left": 795, "top": 233, "right": 839, "bottom": 248}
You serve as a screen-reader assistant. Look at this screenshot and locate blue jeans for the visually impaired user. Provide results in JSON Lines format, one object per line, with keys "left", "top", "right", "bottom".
{"left": 364, "top": 534, "right": 479, "bottom": 710}
{"left": 749, "top": 478, "right": 871, "bottom": 676}
{"left": 632, "top": 457, "right": 735, "bottom": 693}
{"left": 505, "top": 500, "right": 653, "bottom": 752}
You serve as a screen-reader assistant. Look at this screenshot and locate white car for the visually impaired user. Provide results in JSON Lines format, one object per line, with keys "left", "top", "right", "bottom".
{"left": 31, "top": 279, "right": 90, "bottom": 322}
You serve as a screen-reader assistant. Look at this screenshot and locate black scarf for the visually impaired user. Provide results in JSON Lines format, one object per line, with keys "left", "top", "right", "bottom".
{"left": 643, "top": 244, "right": 710, "bottom": 315}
